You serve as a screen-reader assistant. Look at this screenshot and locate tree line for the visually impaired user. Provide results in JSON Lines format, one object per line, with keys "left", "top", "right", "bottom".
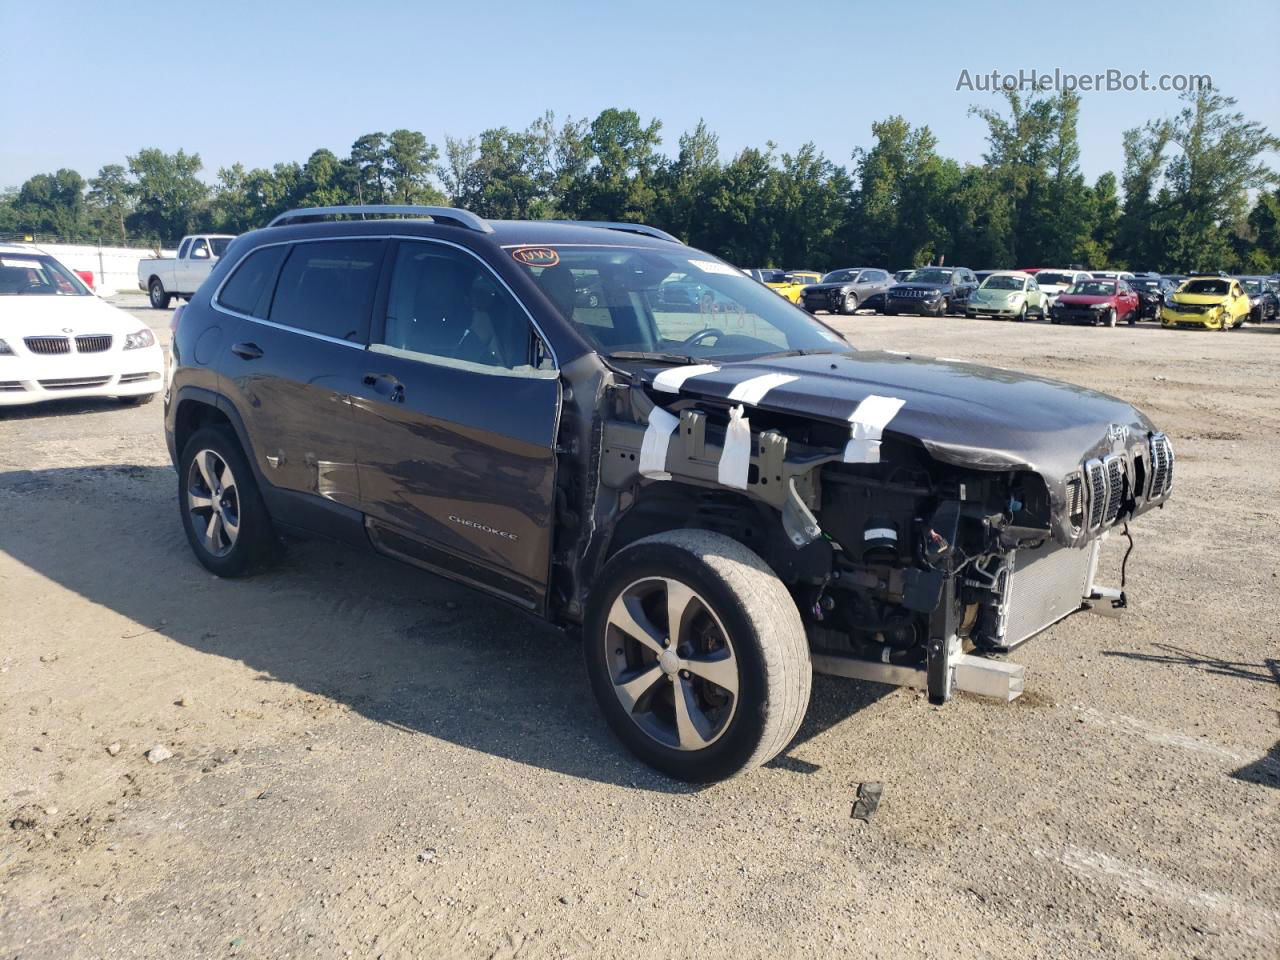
{"left": 2, "top": 88, "right": 1277, "bottom": 274}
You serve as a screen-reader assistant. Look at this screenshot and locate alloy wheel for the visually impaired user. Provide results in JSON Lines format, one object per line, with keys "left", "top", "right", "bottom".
{"left": 604, "top": 577, "right": 739, "bottom": 751}
{"left": 186, "top": 448, "right": 241, "bottom": 558}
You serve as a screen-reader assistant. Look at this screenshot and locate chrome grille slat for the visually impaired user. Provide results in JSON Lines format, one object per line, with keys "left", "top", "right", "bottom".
{"left": 24, "top": 336, "right": 70, "bottom": 355}
{"left": 75, "top": 335, "right": 112, "bottom": 353}
{"left": 1086, "top": 460, "right": 1107, "bottom": 531}
{"left": 1148, "top": 433, "right": 1174, "bottom": 499}
{"left": 1104, "top": 456, "right": 1125, "bottom": 524}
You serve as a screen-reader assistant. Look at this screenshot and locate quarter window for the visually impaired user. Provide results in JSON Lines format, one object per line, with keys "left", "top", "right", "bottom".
{"left": 217, "top": 245, "right": 288, "bottom": 318}
{"left": 379, "top": 241, "right": 536, "bottom": 370}
{"left": 269, "top": 240, "right": 384, "bottom": 342}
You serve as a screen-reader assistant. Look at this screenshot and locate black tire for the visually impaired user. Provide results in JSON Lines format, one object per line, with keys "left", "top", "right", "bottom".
{"left": 1016, "top": 304, "right": 1028, "bottom": 323}
{"left": 148, "top": 279, "right": 171, "bottom": 310}
{"left": 841, "top": 292, "right": 859, "bottom": 315}
{"left": 584, "top": 530, "right": 811, "bottom": 782}
{"left": 117, "top": 392, "right": 157, "bottom": 405}
{"left": 1106, "top": 308, "right": 1117, "bottom": 328}
{"left": 178, "top": 425, "right": 275, "bottom": 577}
{"left": 883, "top": 306, "right": 897, "bottom": 316}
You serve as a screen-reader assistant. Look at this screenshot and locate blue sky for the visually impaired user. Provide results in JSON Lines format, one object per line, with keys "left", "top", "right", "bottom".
{"left": 3, "top": 0, "right": 1277, "bottom": 191}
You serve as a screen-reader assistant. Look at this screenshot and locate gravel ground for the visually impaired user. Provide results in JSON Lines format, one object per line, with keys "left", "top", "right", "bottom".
{"left": 2, "top": 297, "right": 1277, "bottom": 960}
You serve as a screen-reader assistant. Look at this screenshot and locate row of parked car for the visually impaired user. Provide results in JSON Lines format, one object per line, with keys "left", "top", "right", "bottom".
{"left": 749, "top": 265, "right": 1280, "bottom": 331}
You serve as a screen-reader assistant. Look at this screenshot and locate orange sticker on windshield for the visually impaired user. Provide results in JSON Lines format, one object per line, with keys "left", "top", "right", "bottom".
{"left": 511, "top": 247, "right": 560, "bottom": 267}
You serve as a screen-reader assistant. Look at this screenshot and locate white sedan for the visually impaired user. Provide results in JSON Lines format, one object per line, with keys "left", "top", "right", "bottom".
{"left": 0, "top": 245, "right": 164, "bottom": 408}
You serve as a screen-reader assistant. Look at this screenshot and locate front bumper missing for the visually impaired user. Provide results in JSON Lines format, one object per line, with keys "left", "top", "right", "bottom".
{"left": 812, "top": 539, "right": 1118, "bottom": 705}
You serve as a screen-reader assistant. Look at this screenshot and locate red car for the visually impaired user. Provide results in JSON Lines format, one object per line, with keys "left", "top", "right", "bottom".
{"left": 1048, "top": 278, "right": 1141, "bottom": 327}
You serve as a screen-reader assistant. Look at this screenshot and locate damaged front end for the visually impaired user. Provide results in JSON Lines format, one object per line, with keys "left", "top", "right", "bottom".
{"left": 589, "top": 353, "right": 1175, "bottom": 705}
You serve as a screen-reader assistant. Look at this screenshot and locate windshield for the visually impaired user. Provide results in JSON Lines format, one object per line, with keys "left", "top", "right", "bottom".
{"left": 1241, "top": 279, "right": 1262, "bottom": 293}
{"left": 1036, "top": 272, "right": 1075, "bottom": 286}
{"left": 1131, "top": 280, "right": 1160, "bottom": 292}
{"left": 981, "top": 275, "right": 1024, "bottom": 291}
{"left": 822, "top": 270, "right": 857, "bottom": 283}
{"left": 1181, "top": 279, "right": 1229, "bottom": 296}
{"left": 904, "top": 268, "right": 953, "bottom": 284}
{"left": 0, "top": 253, "right": 91, "bottom": 296}
{"left": 511, "top": 245, "right": 849, "bottom": 361}
{"left": 1068, "top": 281, "right": 1115, "bottom": 296}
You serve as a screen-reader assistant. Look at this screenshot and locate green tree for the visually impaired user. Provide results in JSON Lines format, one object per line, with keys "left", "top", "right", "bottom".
{"left": 14, "top": 169, "right": 90, "bottom": 240}
{"left": 350, "top": 132, "right": 390, "bottom": 203}
{"left": 386, "top": 129, "right": 444, "bottom": 204}
{"left": 561, "top": 108, "right": 662, "bottom": 221}
{"left": 1160, "top": 89, "right": 1279, "bottom": 271}
{"left": 127, "top": 148, "right": 208, "bottom": 243}
{"left": 87, "top": 164, "right": 133, "bottom": 244}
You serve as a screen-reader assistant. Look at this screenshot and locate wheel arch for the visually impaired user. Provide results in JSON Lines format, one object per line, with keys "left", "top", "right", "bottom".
{"left": 171, "top": 387, "right": 264, "bottom": 488}
{"left": 599, "top": 480, "right": 828, "bottom": 590}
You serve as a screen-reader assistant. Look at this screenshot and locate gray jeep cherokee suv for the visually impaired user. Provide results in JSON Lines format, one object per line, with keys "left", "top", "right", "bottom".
{"left": 164, "top": 205, "right": 1174, "bottom": 782}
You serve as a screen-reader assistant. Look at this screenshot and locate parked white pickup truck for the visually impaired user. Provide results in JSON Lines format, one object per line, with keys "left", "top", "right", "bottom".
{"left": 137, "top": 234, "right": 235, "bottom": 308}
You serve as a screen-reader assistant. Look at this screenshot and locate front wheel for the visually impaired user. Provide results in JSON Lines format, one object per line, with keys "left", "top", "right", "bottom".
{"left": 148, "top": 279, "right": 171, "bottom": 310}
{"left": 178, "top": 426, "right": 275, "bottom": 577}
{"left": 584, "top": 530, "right": 811, "bottom": 782}
{"left": 1106, "top": 308, "right": 1117, "bottom": 328}
{"left": 1016, "top": 304, "right": 1028, "bottom": 323}
{"left": 117, "top": 393, "right": 156, "bottom": 406}
{"left": 841, "top": 293, "right": 859, "bottom": 315}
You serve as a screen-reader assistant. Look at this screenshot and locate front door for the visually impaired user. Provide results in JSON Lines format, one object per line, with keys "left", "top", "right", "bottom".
{"left": 348, "top": 239, "right": 560, "bottom": 611}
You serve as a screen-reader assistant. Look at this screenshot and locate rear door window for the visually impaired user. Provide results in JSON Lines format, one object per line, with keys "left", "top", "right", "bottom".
{"left": 269, "top": 240, "right": 384, "bottom": 342}
{"left": 216, "top": 245, "right": 288, "bottom": 318}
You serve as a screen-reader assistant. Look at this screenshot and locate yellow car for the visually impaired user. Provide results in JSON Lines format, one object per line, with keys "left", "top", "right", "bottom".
{"left": 765, "top": 270, "right": 823, "bottom": 305}
{"left": 1161, "top": 275, "right": 1250, "bottom": 330}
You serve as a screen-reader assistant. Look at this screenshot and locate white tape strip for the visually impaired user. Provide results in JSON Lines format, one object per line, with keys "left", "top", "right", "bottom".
{"left": 651, "top": 364, "right": 720, "bottom": 393}
{"left": 864, "top": 527, "right": 898, "bottom": 541}
{"left": 726, "top": 372, "right": 799, "bottom": 405}
{"left": 843, "top": 394, "right": 906, "bottom": 464}
{"left": 639, "top": 406, "right": 679, "bottom": 479}
{"left": 718, "top": 404, "right": 751, "bottom": 490}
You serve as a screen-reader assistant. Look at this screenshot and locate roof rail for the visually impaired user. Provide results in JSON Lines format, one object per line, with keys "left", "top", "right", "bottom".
{"left": 546, "top": 220, "right": 681, "bottom": 244}
{"left": 266, "top": 204, "right": 492, "bottom": 234}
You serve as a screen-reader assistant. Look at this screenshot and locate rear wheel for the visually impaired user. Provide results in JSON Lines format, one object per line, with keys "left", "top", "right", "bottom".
{"left": 148, "top": 279, "right": 171, "bottom": 310}
{"left": 178, "top": 426, "right": 274, "bottom": 577}
{"left": 584, "top": 530, "right": 811, "bottom": 782}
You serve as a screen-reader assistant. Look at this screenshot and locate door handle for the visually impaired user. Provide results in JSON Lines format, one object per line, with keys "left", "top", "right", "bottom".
{"left": 231, "top": 341, "right": 263, "bottom": 360}
{"left": 363, "top": 372, "right": 405, "bottom": 402}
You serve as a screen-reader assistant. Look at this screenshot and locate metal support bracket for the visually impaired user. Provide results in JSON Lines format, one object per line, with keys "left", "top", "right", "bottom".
{"left": 781, "top": 477, "right": 822, "bottom": 546}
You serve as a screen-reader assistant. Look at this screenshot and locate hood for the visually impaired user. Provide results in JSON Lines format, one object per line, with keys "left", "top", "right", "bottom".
{"left": 972, "top": 288, "right": 1023, "bottom": 301}
{"left": 1056, "top": 293, "right": 1113, "bottom": 306}
{"left": 0, "top": 294, "right": 143, "bottom": 336}
{"left": 641, "top": 350, "right": 1154, "bottom": 479}
{"left": 802, "top": 282, "right": 852, "bottom": 293}
{"left": 1037, "top": 282, "right": 1071, "bottom": 294}
{"left": 890, "top": 282, "right": 948, "bottom": 293}
{"left": 1171, "top": 294, "right": 1228, "bottom": 306}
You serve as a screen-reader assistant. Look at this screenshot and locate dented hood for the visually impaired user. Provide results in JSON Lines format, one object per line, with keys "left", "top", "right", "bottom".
{"left": 643, "top": 350, "right": 1155, "bottom": 477}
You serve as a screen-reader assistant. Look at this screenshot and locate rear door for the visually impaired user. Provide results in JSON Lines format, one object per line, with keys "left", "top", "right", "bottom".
{"left": 348, "top": 238, "right": 560, "bottom": 612}
{"left": 217, "top": 238, "right": 385, "bottom": 512}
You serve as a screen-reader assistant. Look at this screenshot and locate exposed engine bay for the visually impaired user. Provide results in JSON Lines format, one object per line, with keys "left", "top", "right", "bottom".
{"left": 587, "top": 353, "right": 1175, "bottom": 705}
